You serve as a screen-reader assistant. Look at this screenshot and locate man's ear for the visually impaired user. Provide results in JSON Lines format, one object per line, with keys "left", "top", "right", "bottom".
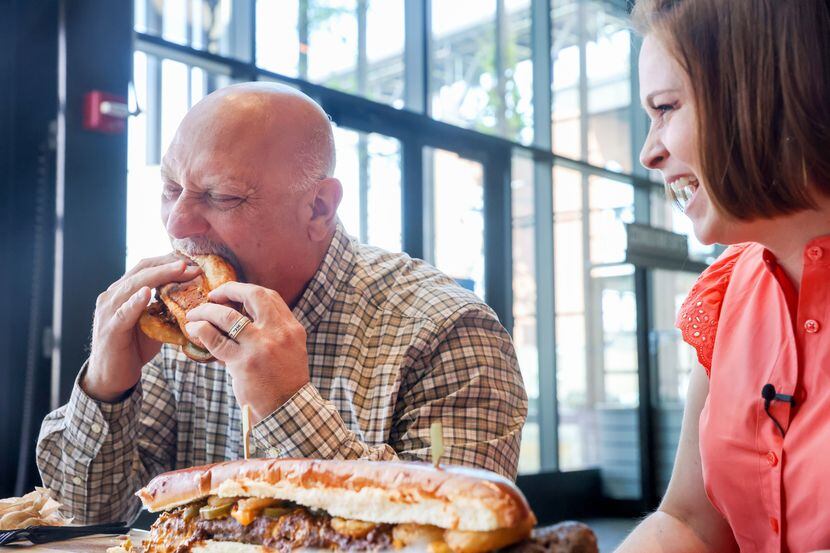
{"left": 307, "top": 178, "right": 342, "bottom": 242}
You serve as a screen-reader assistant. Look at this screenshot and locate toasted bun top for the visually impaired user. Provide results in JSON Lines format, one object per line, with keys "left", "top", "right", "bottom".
{"left": 136, "top": 459, "right": 535, "bottom": 533}
{"left": 187, "top": 253, "right": 237, "bottom": 290}
{"left": 143, "top": 253, "right": 237, "bottom": 360}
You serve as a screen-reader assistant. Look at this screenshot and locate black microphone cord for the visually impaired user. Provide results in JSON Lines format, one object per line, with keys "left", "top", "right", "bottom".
{"left": 761, "top": 383, "right": 795, "bottom": 438}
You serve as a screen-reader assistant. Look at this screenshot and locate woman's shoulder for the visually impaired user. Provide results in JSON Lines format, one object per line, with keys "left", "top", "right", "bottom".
{"left": 676, "top": 243, "right": 755, "bottom": 375}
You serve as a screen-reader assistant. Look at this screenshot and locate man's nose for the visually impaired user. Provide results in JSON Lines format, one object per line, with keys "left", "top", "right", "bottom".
{"left": 639, "top": 129, "right": 669, "bottom": 170}
{"left": 164, "top": 196, "right": 210, "bottom": 239}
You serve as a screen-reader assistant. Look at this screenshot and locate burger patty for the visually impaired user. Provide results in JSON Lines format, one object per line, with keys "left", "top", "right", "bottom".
{"left": 147, "top": 301, "right": 178, "bottom": 327}
{"left": 161, "top": 277, "right": 209, "bottom": 313}
{"left": 146, "top": 505, "right": 394, "bottom": 553}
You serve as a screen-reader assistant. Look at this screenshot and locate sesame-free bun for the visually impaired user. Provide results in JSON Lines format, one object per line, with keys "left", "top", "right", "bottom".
{"left": 138, "top": 252, "right": 236, "bottom": 362}
{"left": 136, "top": 458, "right": 536, "bottom": 535}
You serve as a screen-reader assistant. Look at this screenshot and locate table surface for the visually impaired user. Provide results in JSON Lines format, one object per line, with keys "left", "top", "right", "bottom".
{"left": 0, "top": 529, "right": 148, "bottom": 552}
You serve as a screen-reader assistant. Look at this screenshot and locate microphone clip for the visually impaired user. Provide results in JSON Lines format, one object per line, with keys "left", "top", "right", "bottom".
{"left": 761, "top": 383, "right": 795, "bottom": 437}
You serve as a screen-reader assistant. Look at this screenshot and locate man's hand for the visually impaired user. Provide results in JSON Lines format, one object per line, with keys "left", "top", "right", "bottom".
{"left": 83, "top": 254, "right": 202, "bottom": 402}
{"left": 184, "top": 282, "right": 310, "bottom": 424}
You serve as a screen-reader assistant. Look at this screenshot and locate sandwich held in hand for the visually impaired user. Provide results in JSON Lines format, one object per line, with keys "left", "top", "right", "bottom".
{"left": 133, "top": 458, "right": 537, "bottom": 553}
{"left": 139, "top": 253, "right": 237, "bottom": 362}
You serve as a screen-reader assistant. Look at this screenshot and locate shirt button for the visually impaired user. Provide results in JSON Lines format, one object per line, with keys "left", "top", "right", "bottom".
{"left": 766, "top": 451, "right": 778, "bottom": 467}
{"left": 90, "top": 423, "right": 101, "bottom": 434}
{"left": 769, "top": 517, "right": 779, "bottom": 534}
{"left": 807, "top": 246, "right": 823, "bottom": 261}
{"left": 268, "top": 447, "right": 283, "bottom": 457}
{"left": 72, "top": 476, "right": 82, "bottom": 486}
{"left": 804, "top": 319, "right": 820, "bottom": 333}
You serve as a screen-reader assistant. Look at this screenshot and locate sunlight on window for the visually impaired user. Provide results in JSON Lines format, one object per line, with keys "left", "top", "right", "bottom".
{"left": 430, "top": 0, "right": 534, "bottom": 143}
{"left": 429, "top": 148, "right": 485, "bottom": 299}
{"left": 333, "top": 127, "right": 403, "bottom": 251}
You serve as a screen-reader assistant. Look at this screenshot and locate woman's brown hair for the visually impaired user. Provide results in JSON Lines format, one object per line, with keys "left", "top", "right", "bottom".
{"left": 631, "top": 0, "right": 830, "bottom": 219}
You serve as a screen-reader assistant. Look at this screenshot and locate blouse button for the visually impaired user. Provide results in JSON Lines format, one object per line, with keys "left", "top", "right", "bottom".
{"left": 807, "top": 246, "right": 823, "bottom": 261}
{"left": 766, "top": 451, "right": 778, "bottom": 467}
{"left": 804, "top": 319, "right": 820, "bottom": 333}
{"left": 769, "top": 517, "right": 779, "bottom": 534}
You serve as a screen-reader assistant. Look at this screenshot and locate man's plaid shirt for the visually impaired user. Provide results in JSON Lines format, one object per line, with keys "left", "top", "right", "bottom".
{"left": 36, "top": 223, "right": 527, "bottom": 523}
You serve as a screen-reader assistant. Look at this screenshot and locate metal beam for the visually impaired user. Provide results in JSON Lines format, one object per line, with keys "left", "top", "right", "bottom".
{"left": 401, "top": 140, "right": 424, "bottom": 259}
{"left": 635, "top": 267, "right": 658, "bottom": 508}
{"left": 484, "top": 148, "right": 514, "bottom": 333}
{"left": 531, "top": 0, "right": 558, "bottom": 471}
{"left": 404, "top": 0, "right": 427, "bottom": 113}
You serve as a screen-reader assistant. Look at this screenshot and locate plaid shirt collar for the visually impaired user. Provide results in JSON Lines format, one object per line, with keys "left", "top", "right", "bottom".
{"left": 291, "top": 220, "right": 355, "bottom": 334}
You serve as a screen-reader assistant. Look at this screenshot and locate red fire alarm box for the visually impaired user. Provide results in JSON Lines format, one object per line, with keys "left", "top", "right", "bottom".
{"left": 83, "top": 90, "right": 129, "bottom": 134}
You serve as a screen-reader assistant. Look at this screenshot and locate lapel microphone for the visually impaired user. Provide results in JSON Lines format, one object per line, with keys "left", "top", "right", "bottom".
{"left": 761, "top": 383, "right": 796, "bottom": 437}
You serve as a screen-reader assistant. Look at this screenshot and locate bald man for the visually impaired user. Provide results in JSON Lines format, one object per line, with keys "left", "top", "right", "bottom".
{"left": 36, "top": 83, "right": 527, "bottom": 523}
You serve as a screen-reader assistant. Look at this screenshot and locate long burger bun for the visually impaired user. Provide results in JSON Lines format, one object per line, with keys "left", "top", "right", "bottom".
{"left": 137, "top": 458, "right": 536, "bottom": 535}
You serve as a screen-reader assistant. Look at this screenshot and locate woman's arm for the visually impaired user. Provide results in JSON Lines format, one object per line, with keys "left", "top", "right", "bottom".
{"left": 615, "top": 363, "right": 737, "bottom": 552}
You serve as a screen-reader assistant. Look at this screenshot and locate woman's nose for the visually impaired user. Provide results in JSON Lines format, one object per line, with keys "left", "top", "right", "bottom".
{"left": 639, "top": 130, "right": 669, "bottom": 170}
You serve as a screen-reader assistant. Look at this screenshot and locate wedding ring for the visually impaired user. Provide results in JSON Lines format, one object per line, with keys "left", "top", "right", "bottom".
{"left": 227, "top": 315, "right": 252, "bottom": 341}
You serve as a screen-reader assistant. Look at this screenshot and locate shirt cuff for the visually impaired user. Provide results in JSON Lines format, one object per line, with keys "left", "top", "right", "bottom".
{"left": 65, "top": 363, "right": 142, "bottom": 457}
{"left": 250, "top": 383, "right": 352, "bottom": 459}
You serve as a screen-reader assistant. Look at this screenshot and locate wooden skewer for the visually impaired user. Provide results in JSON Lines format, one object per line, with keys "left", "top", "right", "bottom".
{"left": 242, "top": 404, "right": 252, "bottom": 459}
{"left": 430, "top": 422, "right": 444, "bottom": 468}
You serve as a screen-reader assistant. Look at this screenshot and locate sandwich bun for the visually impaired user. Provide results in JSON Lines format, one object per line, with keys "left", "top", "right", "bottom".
{"left": 136, "top": 459, "right": 536, "bottom": 553}
{"left": 138, "top": 253, "right": 237, "bottom": 362}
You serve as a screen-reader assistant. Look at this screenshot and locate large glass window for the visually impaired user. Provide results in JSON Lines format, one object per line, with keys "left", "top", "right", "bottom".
{"left": 425, "top": 148, "right": 486, "bottom": 299}
{"left": 552, "top": 0, "right": 632, "bottom": 172}
{"left": 430, "top": 0, "right": 533, "bottom": 143}
{"left": 333, "top": 127, "right": 403, "bottom": 251}
{"left": 256, "top": 0, "right": 405, "bottom": 107}
{"left": 554, "top": 166, "right": 641, "bottom": 497}
{"left": 135, "top": 0, "right": 253, "bottom": 60}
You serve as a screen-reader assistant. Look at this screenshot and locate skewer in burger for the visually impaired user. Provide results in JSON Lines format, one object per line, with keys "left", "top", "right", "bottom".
{"left": 132, "top": 458, "right": 537, "bottom": 553}
{"left": 138, "top": 253, "right": 237, "bottom": 362}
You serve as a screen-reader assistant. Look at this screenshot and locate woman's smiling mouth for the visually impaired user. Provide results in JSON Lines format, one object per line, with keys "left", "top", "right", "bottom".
{"left": 667, "top": 175, "right": 699, "bottom": 211}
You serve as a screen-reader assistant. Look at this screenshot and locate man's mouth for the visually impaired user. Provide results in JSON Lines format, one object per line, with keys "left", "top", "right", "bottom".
{"left": 171, "top": 238, "right": 243, "bottom": 279}
{"left": 667, "top": 176, "right": 699, "bottom": 211}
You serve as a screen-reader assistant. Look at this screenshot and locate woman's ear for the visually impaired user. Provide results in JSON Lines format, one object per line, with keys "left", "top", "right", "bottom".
{"left": 307, "top": 178, "right": 343, "bottom": 242}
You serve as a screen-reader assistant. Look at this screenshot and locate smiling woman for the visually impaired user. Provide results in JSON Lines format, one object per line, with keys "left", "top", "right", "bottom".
{"left": 616, "top": 0, "right": 830, "bottom": 551}
{"left": 636, "top": 0, "right": 830, "bottom": 224}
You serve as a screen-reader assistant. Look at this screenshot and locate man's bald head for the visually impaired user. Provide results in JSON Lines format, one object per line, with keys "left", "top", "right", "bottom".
{"left": 161, "top": 82, "right": 344, "bottom": 304}
{"left": 168, "top": 82, "right": 336, "bottom": 194}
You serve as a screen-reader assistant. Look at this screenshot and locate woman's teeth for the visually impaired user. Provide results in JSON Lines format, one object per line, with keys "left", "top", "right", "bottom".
{"left": 668, "top": 177, "right": 698, "bottom": 207}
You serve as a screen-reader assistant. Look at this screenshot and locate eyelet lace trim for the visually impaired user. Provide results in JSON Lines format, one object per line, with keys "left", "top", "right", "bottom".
{"left": 676, "top": 244, "right": 750, "bottom": 377}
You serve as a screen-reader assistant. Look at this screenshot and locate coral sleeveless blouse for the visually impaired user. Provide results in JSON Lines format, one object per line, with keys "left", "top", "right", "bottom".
{"left": 677, "top": 237, "right": 830, "bottom": 552}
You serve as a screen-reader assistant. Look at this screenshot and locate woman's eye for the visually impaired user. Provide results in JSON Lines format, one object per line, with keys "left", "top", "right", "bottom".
{"left": 655, "top": 103, "right": 676, "bottom": 115}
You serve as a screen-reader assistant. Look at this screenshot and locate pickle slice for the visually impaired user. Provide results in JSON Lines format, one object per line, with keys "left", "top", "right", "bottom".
{"left": 200, "top": 503, "right": 233, "bottom": 520}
